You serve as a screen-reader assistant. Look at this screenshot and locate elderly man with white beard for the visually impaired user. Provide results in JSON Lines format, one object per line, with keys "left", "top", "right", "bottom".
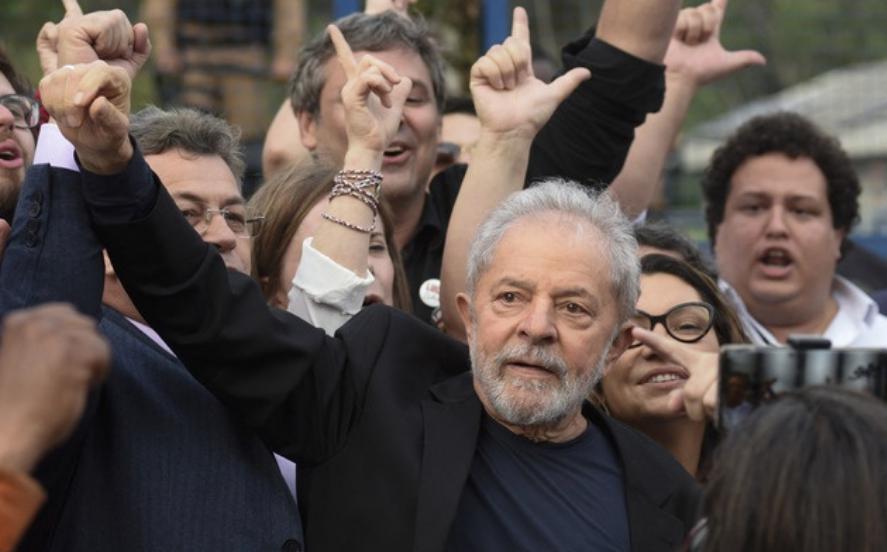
{"left": 42, "top": 16, "right": 700, "bottom": 549}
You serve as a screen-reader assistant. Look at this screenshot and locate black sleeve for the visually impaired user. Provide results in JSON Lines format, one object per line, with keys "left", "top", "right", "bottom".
{"left": 526, "top": 35, "right": 666, "bottom": 188}
{"left": 85, "top": 160, "right": 389, "bottom": 465}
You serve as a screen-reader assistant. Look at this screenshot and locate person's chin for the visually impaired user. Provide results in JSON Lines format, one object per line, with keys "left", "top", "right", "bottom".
{"left": 747, "top": 278, "right": 803, "bottom": 305}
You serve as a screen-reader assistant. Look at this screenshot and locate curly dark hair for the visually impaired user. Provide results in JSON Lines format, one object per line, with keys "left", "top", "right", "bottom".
{"left": 701, "top": 112, "right": 860, "bottom": 246}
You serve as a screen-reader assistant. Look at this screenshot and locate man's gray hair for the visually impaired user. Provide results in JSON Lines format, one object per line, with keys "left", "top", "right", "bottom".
{"left": 288, "top": 11, "right": 446, "bottom": 117}
{"left": 465, "top": 179, "right": 640, "bottom": 322}
{"left": 129, "top": 106, "right": 245, "bottom": 184}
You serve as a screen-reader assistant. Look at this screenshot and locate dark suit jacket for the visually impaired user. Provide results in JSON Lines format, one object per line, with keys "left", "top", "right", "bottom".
{"left": 91, "top": 165, "right": 701, "bottom": 552}
{"left": 0, "top": 164, "right": 302, "bottom": 551}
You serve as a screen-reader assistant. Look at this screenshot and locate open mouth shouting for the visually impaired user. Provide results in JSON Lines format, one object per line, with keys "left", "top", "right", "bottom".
{"left": 757, "top": 246, "right": 794, "bottom": 278}
{"left": 382, "top": 141, "right": 412, "bottom": 166}
{"left": 0, "top": 139, "right": 23, "bottom": 170}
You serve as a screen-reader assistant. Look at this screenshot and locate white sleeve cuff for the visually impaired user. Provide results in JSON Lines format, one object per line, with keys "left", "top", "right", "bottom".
{"left": 33, "top": 123, "right": 79, "bottom": 171}
{"left": 292, "top": 237, "right": 374, "bottom": 315}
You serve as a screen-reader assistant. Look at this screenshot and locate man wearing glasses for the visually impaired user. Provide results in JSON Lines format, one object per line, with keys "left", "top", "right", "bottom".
{"left": 0, "top": 48, "right": 38, "bottom": 222}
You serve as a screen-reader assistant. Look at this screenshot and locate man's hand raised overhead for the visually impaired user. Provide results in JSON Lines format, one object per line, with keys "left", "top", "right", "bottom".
{"left": 39, "top": 61, "right": 133, "bottom": 175}
{"left": 469, "top": 7, "right": 590, "bottom": 142}
{"left": 37, "top": 0, "right": 151, "bottom": 79}
{"left": 664, "top": 0, "right": 765, "bottom": 88}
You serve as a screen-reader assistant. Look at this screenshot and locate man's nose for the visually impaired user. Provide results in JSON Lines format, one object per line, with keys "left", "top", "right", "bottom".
{"left": 764, "top": 205, "right": 789, "bottom": 237}
{"left": 516, "top": 299, "right": 557, "bottom": 345}
{"left": 201, "top": 212, "right": 238, "bottom": 252}
{"left": 0, "top": 103, "right": 15, "bottom": 133}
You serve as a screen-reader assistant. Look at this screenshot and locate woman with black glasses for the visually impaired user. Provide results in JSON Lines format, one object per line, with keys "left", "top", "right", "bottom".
{"left": 596, "top": 254, "right": 747, "bottom": 477}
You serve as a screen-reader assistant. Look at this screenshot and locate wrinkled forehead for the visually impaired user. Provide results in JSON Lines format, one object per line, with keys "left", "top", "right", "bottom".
{"left": 145, "top": 150, "right": 243, "bottom": 207}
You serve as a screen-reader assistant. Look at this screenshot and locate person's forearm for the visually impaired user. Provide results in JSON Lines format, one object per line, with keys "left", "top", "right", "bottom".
{"left": 310, "top": 147, "right": 382, "bottom": 278}
{"left": 272, "top": 0, "right": 305, "bottom": 61}
{"left": 597, "top": 0, "right": 681, "bottom": 64}
{"left": 139, "top": 0, "right": 177, "bottom": 56}
{"left": 440, "top": 132, "right": 532, "bottom": 340}
{"left": 262, "top": 101, "right": 306, "bottom": 178}
{"left": 609, "top": 74, "right": 697, "bottom": 218}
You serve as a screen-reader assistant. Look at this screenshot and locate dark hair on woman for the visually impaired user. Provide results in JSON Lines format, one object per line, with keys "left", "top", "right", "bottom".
{"left": 701, "top": 387, "right": 887, "bottom": 552}
{"left": 701, "top": 112, "right": 860, "bottom": 247}
{"left": 634, "top": 221, "right": 717, "bottom": 280}
{"left": 248, "top": 157, "right": 411, "bottom": 312}
{"left": 640, "top": 254, "right": 746, "bottom": 345}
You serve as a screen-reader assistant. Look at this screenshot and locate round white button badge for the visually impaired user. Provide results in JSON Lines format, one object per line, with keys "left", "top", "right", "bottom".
{"left": 419, "top": 278, "right": 441, "bottom": 308}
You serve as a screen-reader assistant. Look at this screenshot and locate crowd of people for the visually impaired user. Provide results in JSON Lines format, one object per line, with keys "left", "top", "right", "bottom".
{"left": 1, "top": 0, "right": 886, "bottom": 551}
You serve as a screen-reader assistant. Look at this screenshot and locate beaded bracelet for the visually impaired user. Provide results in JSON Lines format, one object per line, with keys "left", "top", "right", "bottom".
{"left": 321, "top": 211, "right": 375, "bottom": 233}
{"left": 321, "top": 169, "right": 384, "bottom": 234}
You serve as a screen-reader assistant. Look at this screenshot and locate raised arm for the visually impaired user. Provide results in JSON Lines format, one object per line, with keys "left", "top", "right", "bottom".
{"left": 286, "top": 26, "right": 412, "bottom": 334}
{"left": 608, "top": 0, "right": 765, "bottom": 218}
{"left": 309, "top": 25, "right": 411, "bottom": 277}
{"left": 524, "top": 0, "right": 681, "bottom": 185}
{"left": 38, "top": 46, "right": 401, "bottom": 464}
{"left": 439, "top": 8, "right": 589, "bottom": 340}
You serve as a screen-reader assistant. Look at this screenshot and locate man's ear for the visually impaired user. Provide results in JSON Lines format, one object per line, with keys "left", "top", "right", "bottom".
{"left": 834, "top": 228, "right": 847, "bottom": 260}
{"left": 456, "top": 292, "right": 474, "bottom": 343}
{"left": 297, "top": 110, "right": 319, "bottom": 151}
{"left": 607, "top": 323, "right": 633, "bottom": 364}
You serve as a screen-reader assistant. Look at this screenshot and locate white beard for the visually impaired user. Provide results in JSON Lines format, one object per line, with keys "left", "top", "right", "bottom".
{"left": 470, "top": 329, "right": 610, "bottom": 429}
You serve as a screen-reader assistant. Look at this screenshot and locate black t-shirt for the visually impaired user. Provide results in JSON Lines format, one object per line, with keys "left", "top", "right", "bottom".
{"left": 446, "top": 413, "right": 630, "bottom": 552}
{"left": 402, "top": 37, "right": 666, "bottom": 324}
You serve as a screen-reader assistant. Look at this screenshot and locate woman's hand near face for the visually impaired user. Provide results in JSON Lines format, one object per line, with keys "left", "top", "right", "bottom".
{"left": 630, "top": 327, "right": 719, "bottom": 423}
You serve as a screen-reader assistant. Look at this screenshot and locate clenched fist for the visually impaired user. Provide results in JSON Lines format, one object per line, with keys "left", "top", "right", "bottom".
{"left": 0, "top": 304, "right": 110, "bottom": 473}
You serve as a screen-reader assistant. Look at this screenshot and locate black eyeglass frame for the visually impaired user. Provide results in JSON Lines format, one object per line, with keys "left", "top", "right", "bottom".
{"left": 0, "top": 94, "right": 40, "bottom": 130}
{"left": 628, "top": 301, "right": 715, "bottom": 349}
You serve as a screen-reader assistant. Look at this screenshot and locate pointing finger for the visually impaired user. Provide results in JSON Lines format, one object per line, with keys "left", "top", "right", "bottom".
{"left": 511, "top": 7, "right": 530, "bottom": 44}
{"left": 62, "top": 0, "right": 84, "bottom": 18}
{"left": 631, "top": 326, "right": 689, "bottom": 366}
{"left": 328, "top": 25, "right": 357, "bottom": 78}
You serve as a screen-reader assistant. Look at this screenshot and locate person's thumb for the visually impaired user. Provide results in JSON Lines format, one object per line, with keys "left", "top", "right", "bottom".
{"left": 547, "top": 67, "right": 591, "bottom": 104}
{"left": 725, "top": 49, "right": 766, "bottom": 72}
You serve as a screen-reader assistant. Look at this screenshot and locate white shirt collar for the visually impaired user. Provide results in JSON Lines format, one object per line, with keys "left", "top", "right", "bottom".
{"left": 719, "top": 276, "right": 882, "bottom": 347}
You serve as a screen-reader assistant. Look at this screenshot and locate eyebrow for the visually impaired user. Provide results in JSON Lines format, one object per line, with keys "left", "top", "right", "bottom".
{"left": 735, "top": 190, "right": 820, "bottom": 202}
{"left": 409, "top": 81, "right": 431, "bottom": 95}
{"left": 493, "top": 278, "right": 535, "bottom": 293}
{"left": 172, "top": 191, "right": 244, "bottom": 208}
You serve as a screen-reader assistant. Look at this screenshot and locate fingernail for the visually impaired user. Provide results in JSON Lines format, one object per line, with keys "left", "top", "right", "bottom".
{"left": 73, "top": 91, "right": 84, "bottom": 105}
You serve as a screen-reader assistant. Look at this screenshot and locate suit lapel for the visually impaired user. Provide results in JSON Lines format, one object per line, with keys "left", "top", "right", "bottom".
{"left": 413, "top": 373, "right": 482, "bottom": 552}
{"left": 591, "top": 407, "right": 688, "bottom": 551}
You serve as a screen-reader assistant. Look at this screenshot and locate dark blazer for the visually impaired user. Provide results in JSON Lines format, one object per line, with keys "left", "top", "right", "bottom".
{"left": 0, "top": 164, "right": 302, "bottom": 552}
{"left": 92, "top": 169, "right": 701, "bottom": 552}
